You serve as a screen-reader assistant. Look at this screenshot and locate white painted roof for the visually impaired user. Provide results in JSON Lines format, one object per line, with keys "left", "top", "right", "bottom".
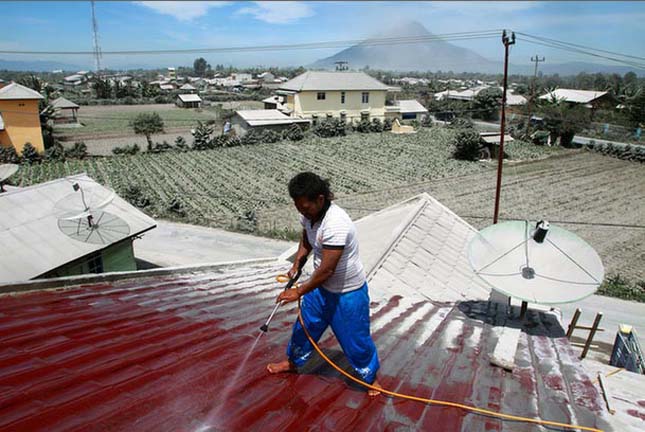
{"left": 506, "top": 93, "right": 527, "bottom": 106}
{"left": 236, "top": 109, "right": 309, "bottom": 126}
{"left": 179, "top": 84, "right": 196, "bottom": 90}
{"left": 177, "top": 94, "right": 202, "bottom": 103}
{"left": 396, "top": 99, "right": 428, "bottom": 113}
{"left": 280, "top": 71, "right": 391, "bottom": 92}
{"left": 539, "top": 88, "right": 608, "bottom": 104}
{"left": 0, "top": 82, "right": 44, "bottom": 100}
{"left": 0, "top": 174, "right": 156, "bottom": 284}
{"left": 51, "top": 97, "right": 79, "bottom": 109}
{"left": 160, "top": 84, "right": 175, "bottom": 90}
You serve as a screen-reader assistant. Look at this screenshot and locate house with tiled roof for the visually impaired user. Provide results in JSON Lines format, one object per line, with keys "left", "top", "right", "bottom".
{"left": 0, "top": 82, "right": 45, "bottom": 155}
{"left": 0, "top": 193, "right": 626, "bottom": 431}
{"left": 0, "top": 173, "right": 156, "bottom": 284}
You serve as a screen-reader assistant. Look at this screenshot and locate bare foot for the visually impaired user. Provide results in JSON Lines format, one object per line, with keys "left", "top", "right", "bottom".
{"left": 266, "top": 360, "right": 296, "bottom": 374}
{"left": 368, "top": 379, "right": 382, "bottom": 397}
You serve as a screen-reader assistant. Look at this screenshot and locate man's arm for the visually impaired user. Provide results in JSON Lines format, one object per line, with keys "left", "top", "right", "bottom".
{"left": 288, "top": 229, "right": 312, "bottom": 278}
{"left": 278, "top": 246, "right": 343, "bottom": 303}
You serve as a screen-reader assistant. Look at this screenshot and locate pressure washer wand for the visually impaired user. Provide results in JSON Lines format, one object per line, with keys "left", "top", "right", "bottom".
{"left": 260, "top": 268, "right": 302, "bottom": 333}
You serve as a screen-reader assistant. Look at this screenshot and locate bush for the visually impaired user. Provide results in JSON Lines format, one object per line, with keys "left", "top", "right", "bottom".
{"left": 313, "top": 118, "right": 346, "bottom": 138}
{"left": 150, "top": 141, "right": 173, "bottom": 153}
{"left": 452, "top": 129, "right": 482, "bottom": 161}
{"left": 241, "top": 130, "right": 264, "bottom": 146}
{"left": 123, "top": 184, "right": 150, "bottom": 208}
{"left": 65, "top": 141, "right": 88, "bottom": 159}
{"left": 421, "top": 115, "right": 433, "bottom": 128}
{"left": 192, "top": 121, "right": 214, "bottom": 150}
{"left": 283, "top": 124, "right": 305, "bottom": 141}
{"left": 354, "top": 119, "right": 372, "bottom": 133}
{"left": 448, "top": 117, "right": 474, "bottom": 129}
{"left": 44, "top": 142, "right": 66, "bottom": 161}
{"left": 167, "top": 196, "right": 186, "bottom": 217}
{"left": 369, "top": 118, "right": 384, "bottom": 133}
{"left": 112, "top": 144, "right": 140, "bottom": 155}
{"left": 598, "top": 273, "right": 645, "bottom": 302}
{"left": 262, "top": 129, "right": 281, "bottom": 143}
{"left": 174, "top": 136, "right": 189, "bottom": 152}
{"left": 0, "top": 146, "right": 21, "bottom": 164}
{"left": 226, "top": 135, "right": 242, "bottom": 147}
{"left": 21, "top": 143, "right": 41, "bottom": 164}
{"left": 383, "top": 118, "right": 393, "bottom": 131}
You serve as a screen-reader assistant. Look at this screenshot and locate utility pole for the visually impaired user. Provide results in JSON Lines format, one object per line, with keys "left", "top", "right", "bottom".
{"left": 91, "top": 0, "right": 102, "bottom": 75}
{"left": 493, "top": 30, "right": 515, "bottom": 225}
{"left": 525, "top": 55, "right": 545, "bottom": 135}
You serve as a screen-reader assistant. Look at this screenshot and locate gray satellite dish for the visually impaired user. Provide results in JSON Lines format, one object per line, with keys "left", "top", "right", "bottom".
{"left": 0, "top": 164, "right": 19, "bottom": 192}
{"left": 54, "top": 180, "right": 129, "bottom": 244}
{"left": 468, "top": 220, "right": 604, "bottom": 304}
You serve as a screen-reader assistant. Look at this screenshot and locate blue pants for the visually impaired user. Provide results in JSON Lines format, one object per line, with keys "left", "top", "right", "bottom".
{"left": 287, "top": 282, "right": 380, "bottom": 384}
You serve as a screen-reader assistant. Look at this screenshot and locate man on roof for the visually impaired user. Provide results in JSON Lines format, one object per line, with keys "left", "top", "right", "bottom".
{"left": 267, "top": 172, "right": 381, "bottom": 396}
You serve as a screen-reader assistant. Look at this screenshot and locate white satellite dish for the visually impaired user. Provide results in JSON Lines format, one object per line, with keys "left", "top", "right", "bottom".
{"left": 53, "top": 180, "right": 129, "bottom": 244}
{"left": 468, "top": 220, "right": 604, "bottom": 304}
{"left": 0, "top": 164, "right": 19, "bottom": 191}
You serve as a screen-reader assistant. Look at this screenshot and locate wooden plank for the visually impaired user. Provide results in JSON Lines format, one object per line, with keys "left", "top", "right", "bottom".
{"left": 489, "top": 326, "right": 522, "bottom": 371}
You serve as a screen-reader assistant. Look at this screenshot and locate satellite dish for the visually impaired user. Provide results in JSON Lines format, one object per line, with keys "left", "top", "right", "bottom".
{"left": 54, "top": 180, "right": 129, "bottom": 244}
{"left": 58, "top": 211, "right": 130, "bottom": 244}
{"left": 0, "top": 164, "right": 19, "bottom": 192}
{"left": 468, "top": 220, "right": 604, "bottom": 304}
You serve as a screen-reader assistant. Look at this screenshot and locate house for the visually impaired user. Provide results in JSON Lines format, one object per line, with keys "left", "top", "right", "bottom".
{"left": 0, "top": 173, "right": 156, "bottom": 284}
{"left": 0, "top": 193, "right": 618, "bottom": 431}
{"left": 179, "top": 83, "right": 197, "bottom": 93}
{"left": 231, "top": 109, "right": 309, "bottom": 136}
{"left": 167, "top": 67, "right": 176, "bottom": 80}
{"left": 262, "top": 95, "right": 288, "bottom": 112}
{"left": 230, "top": 72, "right": 252, "bottom": 82}
{"left": 0, "top": 82, "right": 45, "bottom": 155}
{"left": 63, "top": 74, "right": 85, "bottom": 86}
{"left": 276, "top": 71, "right": 402, "bottom": 124}
{"left": 539, "top": 88, "right": 613, "bottom": 109}
{"left": 48, "top": 96, "right": 80, "bottom": 124}
{"left": 257, "top": 71, "right": 275, "bottom": 82}
{"left": 393, "top": 99, "right": 428, "bottom": 120}
{"left": 176, "top": 93, "right": 202, "bottom": 108}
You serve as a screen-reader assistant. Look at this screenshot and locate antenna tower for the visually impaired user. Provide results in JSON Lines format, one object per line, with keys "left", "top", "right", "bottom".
{"left": 91, "top": 0, "right": 103, "bottom": 74}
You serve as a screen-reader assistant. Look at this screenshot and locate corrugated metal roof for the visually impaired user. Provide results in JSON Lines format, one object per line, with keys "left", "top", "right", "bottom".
{"left": 179, "top": 84, "right": 196, "bottom": 90}
{"left": 280, "top": 71, "right": 391, "bottom": 92}
{"left": 0, "top": 174, "right": 156, "bottom": 283}
{"left": 396, "top": 100, "right": 428, "bottom": 114}
{"left": 236, "top": 110, "right": 310, "bottom": 127}
{"left": 0, "top": 195, "right": 614, "bottom": 431}
{"left": 539, "top": 89, "right": 609, "bottom": 104}
{"left": 178, "top": 94, "right": 202, "bottom": 103}
{"left": 0, "top": 83, "right": 44, "bottom": 100}
{"left": 50, "top": 97, "right": 79, "bottom": 109}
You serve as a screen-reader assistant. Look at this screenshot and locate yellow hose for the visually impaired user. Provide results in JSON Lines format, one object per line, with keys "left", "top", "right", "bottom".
{"left": 296, "top": 298, "right": 604, "bottom": 432}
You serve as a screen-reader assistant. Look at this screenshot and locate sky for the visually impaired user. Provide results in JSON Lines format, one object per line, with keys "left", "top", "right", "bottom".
{"left": 2, "top": 1, "right": 644, "bottom": 71}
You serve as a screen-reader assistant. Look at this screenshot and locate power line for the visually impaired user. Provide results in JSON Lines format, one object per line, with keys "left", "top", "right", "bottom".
{"left": 0, "top": 30, "right": 501, "bottom": 55}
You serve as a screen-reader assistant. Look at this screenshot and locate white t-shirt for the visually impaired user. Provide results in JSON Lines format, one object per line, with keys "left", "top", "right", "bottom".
{"left": 300, "top": 202, "right": 366, "bottom": 293}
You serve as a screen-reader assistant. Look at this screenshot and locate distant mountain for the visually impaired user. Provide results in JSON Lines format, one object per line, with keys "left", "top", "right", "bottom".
{"left": 310, "top": 21, "right": 644, "bottom": 77}
{"left": 0, "top": 59, "right": 83, "bottom": 72}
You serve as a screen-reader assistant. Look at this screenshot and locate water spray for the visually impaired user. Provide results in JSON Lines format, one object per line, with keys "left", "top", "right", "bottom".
{"left": 260, "top": 268, "right": 303, "bottom": 333}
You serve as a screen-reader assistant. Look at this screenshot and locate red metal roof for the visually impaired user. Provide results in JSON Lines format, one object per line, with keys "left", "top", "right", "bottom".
{"left": 0, "top": 260, "right": 611, "bottom": 432}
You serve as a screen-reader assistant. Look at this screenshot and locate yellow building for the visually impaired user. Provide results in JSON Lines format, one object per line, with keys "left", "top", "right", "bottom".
{"left": 277, "top": 71, "right": 400, "bottom": 124}
{"left": 0, "top": 82, "right": 45, "bottom": 155}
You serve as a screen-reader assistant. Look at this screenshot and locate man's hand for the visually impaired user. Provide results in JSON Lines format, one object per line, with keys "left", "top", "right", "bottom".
{"left": 287, "top": 265, "right": 300, "bottom": 280}
{"left": 277, "top": 287, "right": 301, "bottom": 304}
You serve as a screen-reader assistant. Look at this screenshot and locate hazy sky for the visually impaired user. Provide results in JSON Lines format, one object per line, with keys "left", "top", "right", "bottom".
{"left": 2, "top": 1, "right": 644, "bottom": 70}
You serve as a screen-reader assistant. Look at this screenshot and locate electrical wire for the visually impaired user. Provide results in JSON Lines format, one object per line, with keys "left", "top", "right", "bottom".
{"left": 0, "top": 31, "right": 502, "bottom": 56}
{"left": 294, "top": 296, "right": 605, "bottom": 432}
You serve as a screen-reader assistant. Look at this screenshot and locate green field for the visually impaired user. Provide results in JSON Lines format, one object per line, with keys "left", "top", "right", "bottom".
{"left": 16, "top": 128, "right": 563, "bottom": 228}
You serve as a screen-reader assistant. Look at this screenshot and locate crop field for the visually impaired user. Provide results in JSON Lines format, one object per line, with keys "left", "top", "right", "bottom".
{"left": 260, "top": 151, "right": 644, "bottom": 282}
{"left": 15, "top": 127, "right": 559, "bottom": 220}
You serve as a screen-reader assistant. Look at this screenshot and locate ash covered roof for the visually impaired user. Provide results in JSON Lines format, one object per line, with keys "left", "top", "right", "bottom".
{"left": 0, "top": 194, "right": 613, "bottom": 431}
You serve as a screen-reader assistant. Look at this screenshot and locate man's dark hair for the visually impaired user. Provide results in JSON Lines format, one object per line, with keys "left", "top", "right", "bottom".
{"left": 288, "top": 172, "right": 334, "bottom": 202}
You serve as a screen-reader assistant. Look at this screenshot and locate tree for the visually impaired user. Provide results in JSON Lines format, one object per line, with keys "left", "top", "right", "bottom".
{"left": 130, "top": 113, "right": 164, "bottom": 151}
{"left": 472, "top": 87, "right": 502, "bottom": 121}
{"left": 93, "top": 77, "right": 112, "bottom": 99}
{"left": 193, "top": 57, "right": 210, "bottom": 77}
{"left": 539, "top": 96, "right": 590, "bottom": 147}
{"left": 624, "top": 88, "right": 645, "bottom": 127}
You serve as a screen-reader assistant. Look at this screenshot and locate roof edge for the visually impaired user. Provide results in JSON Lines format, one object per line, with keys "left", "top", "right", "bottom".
{"left": 0, "top": 256, "right": 283, "bottom": 295}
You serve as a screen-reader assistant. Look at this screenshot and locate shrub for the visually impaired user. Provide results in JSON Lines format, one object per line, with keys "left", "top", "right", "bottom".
{"left": 167, "top": 196, "right": 186, "bottom": 217}
{"left": 44, "top": 142, "right": 66, "bottom": 161}
{"left": 174, "top": 136, "right": 189, "bottom": 152}
{"left": 21, "top": 143, "right": 41, "bottom": 164}
{"left": 421, "top": 115, "right": 433, "bottom": 128}
{"left": 241, "top": 130, "right": 263, "bottom": 146}
{"left": 283, "top": 124, "right": 305, "bottom": 141}
{"left": 65, "top": 141, "right": 88, "bottom": 159}
{"left": 262, "top": 129, "right": 281, "bottom": 143}
{"left": 130, "top": 112, "right": 164, "bottom": 152}
{"left": 123, "top": 184, "right": 150, "bottom": 208}
{"left": 192, "top": 121, "right": 214, "bottom": 150}
{"left": 354, "top": 119, "right": 371, "bottom": 133}
{"left": 369, "top": 118, "right": 384, "bottom": 133}
{"left": 150, "top": 141, "right": 172, "bottom": 153}
{"left": 448, "top": 117, "right": 474, "bottom": 129}
{"left": 313, "top": 118, "right": 346, "bottom": 138}
{"left": 226, "top": 135, "right": 242, "bottom": 147}
{"left": 452, "top": 129, "right": 482, "bottom": 161}
{"left": 0, "top": 146, "right": 21, "bottom": 164}
{"left": 112, "top": 144, "right": 140, "bottom": 155}
{"left": 383, "top": 118, "right": 393, "bottom": 131}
